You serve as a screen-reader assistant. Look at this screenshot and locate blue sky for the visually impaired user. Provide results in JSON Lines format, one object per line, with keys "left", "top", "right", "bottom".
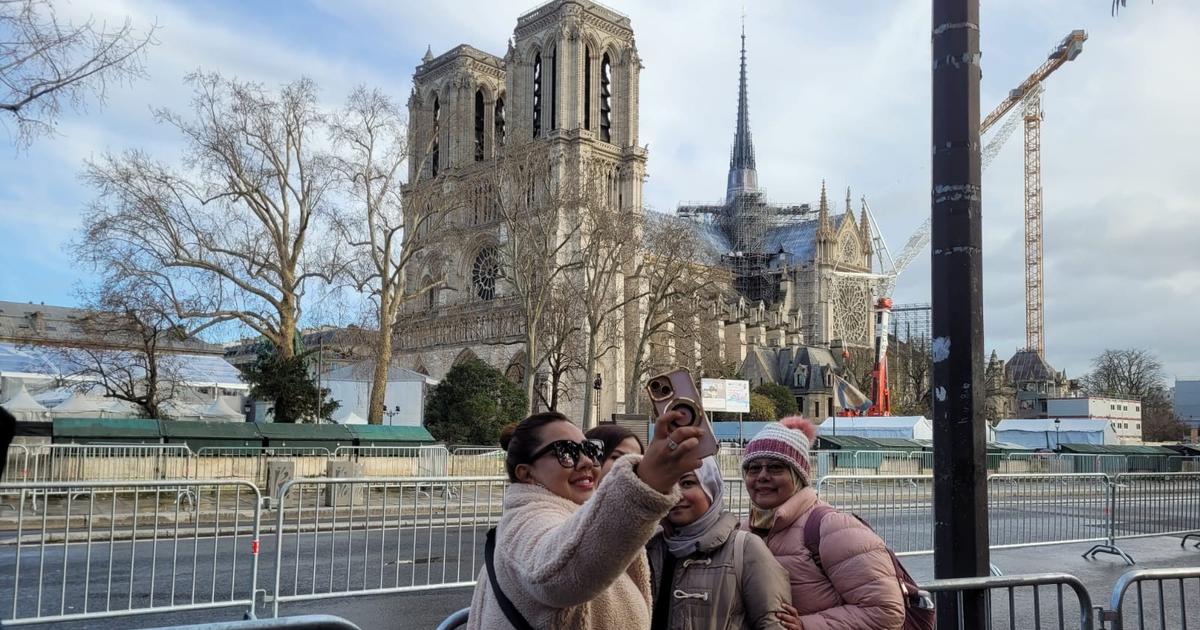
{"left": 1, "top": 0, "right": 1197, "bottom": 380}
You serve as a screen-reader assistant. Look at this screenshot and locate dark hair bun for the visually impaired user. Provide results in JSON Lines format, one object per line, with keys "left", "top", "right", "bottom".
{"left": 499, "top": 423, "right": 519, "bottom": 451}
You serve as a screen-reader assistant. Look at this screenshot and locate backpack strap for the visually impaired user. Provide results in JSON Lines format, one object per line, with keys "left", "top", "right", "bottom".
{"left": 485, "top": 528, "right": 536, "bottom": 630}
{"left": 731, "top": 529, "right": 748, "bottom": 581}
{"left": 802, "top": 505, "right": 837, "bottom": 574}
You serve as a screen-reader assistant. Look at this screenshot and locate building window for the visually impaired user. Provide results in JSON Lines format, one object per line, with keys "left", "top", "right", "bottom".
{"left": 600, "top": 53, "right": 612, "bottom": 143}
{"left": 471, "top": 246, "right": 500, "bottom": 301}
{"left": 532, "top": 53, "right": 542, "bottom": 138}
{"left": 474, "top": 90, "right": 485, "bottom": 161}
{"left": 494, "top": 96, "right": 505, "bottom": 148}
{"left": 431, "top": 95, "right": 440, "bottom": 177}
{"left": 584, "top": 46, "right": 592, "bottom": 130}
{"left": 549, "top": 45, "right": 557, "bottom": 131}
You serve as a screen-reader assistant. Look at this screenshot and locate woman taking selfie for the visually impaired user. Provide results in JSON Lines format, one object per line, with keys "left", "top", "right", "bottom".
{"left": 646, "top": 457, "right": 792, "bottom": 630}
{"left": 465, "top": 410, "right": 703, "bottom": 630}
{"left": 741, "top": 417, "right": 905, "bottom": 630}
{"left": 585, "top": 423, "right": 645, "bottom": 484}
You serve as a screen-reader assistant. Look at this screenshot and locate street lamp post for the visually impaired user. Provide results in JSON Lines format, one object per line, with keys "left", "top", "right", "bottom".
{"left": 1055, "top": 418, "right": 1061, "bottom": 450}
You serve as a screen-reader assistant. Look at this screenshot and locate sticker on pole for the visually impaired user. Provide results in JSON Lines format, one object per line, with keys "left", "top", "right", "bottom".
{"left": 251, "top": 539, "right": 259, "bottom": 555}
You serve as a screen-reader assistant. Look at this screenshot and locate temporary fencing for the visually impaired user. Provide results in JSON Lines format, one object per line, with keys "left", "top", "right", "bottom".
{"left": 1086, "top": 473, "right": 1200, "bottom": 565}
{"left": 920, "top": 572, "right": 1095, "bottom": 630}
{"left": 0, "top": 479, "right": 261, "bottom": 626}
{"left": 333, "top": 446, "right": 450, "bottom": 478}
{"left": 268, "top": 475, "right": 506, "bottom": 617}
{"left": 1, "top": 445, "right": 29, "bottom": 484}
{"left": 989, "top": 473, "right": 1112, "bottom": 551}
{"left": 193, "top": 447, "right": 331, "bottom": 486}
{"left": 1098, "top": 567, "right": 1200, "bottom": 629}
{"left": 815, "top": 475, "right": 934, "bottom": 555}
{"left": 448, "top": 448, "right": 505, "bottom": 477}
{"left": 27, "top": 444, "right": 193, "bottom": 483}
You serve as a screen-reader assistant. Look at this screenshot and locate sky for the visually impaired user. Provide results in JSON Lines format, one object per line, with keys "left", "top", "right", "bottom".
{"left": 0, "top": 0, "right": 1197, "bottom": 381}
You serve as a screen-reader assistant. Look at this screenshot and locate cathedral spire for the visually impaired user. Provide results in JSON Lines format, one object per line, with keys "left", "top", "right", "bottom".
{"left": 725, "top": 17, "right": 758, "bottom": 204}
{"left": 845, "top": 187, "right": 854, "bottom": 217}
{"left": 817, "top": 180, "right": 833, "bottom": 239}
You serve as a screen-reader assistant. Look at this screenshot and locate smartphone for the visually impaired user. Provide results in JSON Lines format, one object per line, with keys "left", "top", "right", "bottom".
{"left": 644, "top": 367, "right": 720, "bottom": 459}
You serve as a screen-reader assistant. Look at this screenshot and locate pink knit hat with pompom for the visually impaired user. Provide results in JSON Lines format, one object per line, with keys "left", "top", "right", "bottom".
{"left": 742, "top": 416, "right": 817, "bottom": 484}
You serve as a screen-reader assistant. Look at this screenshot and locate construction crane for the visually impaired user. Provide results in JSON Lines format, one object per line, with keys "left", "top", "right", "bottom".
{"left": 996, "top": 29, "right": 1087, "bottom": 357}
{"left": 835, "top": 29, "right": 1087, "bottom": 415}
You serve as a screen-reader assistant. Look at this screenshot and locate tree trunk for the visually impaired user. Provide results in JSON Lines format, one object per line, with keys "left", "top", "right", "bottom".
{"left": 368, "top": 327, "right": 394, "bottom": 426}
{"left": 523, "top": 328, "right": 537, "bottom": 415}
{"left": 581, "top": 329, "right": 599, "bottom": 429}
{"left": 278, "top": 290, "right": 298, "bottom": 359}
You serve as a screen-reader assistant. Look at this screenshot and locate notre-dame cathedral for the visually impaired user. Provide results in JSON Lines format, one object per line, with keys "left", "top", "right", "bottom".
{"left": 395, "top": 0, "right": 875, "bottom": 424}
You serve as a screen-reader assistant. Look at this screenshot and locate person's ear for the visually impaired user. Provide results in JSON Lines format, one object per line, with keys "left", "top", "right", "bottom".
{"left": 515, "top": 462, "right": 536, "bottom": 484}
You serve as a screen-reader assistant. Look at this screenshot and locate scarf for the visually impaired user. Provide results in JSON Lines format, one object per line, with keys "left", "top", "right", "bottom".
{"left": 748, "top": 467, "right": 802, "bottom": 532}
{"left": 663, "top": 457, "right": 725, "bottom": 558}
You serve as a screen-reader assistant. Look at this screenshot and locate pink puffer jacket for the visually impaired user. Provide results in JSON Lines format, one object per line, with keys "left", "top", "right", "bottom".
{"left": 742, "top": 487, "right": 905, "bottom": 630}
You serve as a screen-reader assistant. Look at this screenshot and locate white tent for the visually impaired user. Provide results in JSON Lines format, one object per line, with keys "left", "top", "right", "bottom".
{"left": 995, "top": 418, "right": 1118, "bottom": 449}
{"left": 333, "top": 409, "right": 368, "bottom": 425}
{"left": 99, "top": 398, "right": 142, "bottom": 418}
{"left": 201, "top": 397, "right": 244, "bottom": 422}
{"left": 160, "top": 399, "right": 204, "bottom": 421}
{"left": 817, "top": 416, "right": 936, "bottom": 441}
{"left": 1, "top": 384, "right": 50, "bottom": 421}
{"left": 50, "top": 391, "right": 108, "bottom": 417}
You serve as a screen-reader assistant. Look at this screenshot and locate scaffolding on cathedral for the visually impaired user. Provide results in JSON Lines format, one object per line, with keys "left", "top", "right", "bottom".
{"left": 890, "top": 303, "right": 932, "bottom": 348}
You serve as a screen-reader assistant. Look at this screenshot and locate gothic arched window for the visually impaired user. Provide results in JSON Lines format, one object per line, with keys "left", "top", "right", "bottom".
{"left": 431, "top": 95, "right": 440, "bottom": 177}
{"left": 471, "top": 246, "right": 500, "bottom": 301}
{"left": 584, "top": 46, "right": 592, "bottom": 130}
{"left": 474, "top": 89, "right": 485, "bottom": 162}
{"left": 532, "top": 53, "right": 542, "bottom": 138}
{"left": 549, "top": 46, "right": 557, "bottom": 131}
{"left": 494, "top": 95, "right": 505, "bottom": 147}
{"left": 600, "top": 53, "right": 612, "bottom": 143}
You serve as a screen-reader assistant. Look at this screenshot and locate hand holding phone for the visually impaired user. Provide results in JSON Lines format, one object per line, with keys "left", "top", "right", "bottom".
{"left": 644, "top": 368, "right": 720, "bottom": 460}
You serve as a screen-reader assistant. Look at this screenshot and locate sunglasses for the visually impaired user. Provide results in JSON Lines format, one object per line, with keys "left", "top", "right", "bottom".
{"left": 530, "top": 439, "right": 604, "bottom": 469}
{"left": 742, "top": 461, "right": 791, "bottom": 477}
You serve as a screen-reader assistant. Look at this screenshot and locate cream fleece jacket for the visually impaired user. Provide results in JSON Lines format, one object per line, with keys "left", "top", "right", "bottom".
{"left": 466, "top": 454, "right": 681, "bottom": 630}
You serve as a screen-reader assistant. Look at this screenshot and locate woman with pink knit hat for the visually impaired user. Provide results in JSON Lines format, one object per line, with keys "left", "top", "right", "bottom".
{"left": 740, "top": 416, "right": 905, "bottom": 630}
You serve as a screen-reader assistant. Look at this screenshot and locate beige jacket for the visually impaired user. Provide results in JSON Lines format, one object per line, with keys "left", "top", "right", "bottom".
{"left": 743, "top": 487, "right": 905, "bottom": 630}
{"left": 466, "top": 454, "right": 680, "bottom": 630}
{"left": 646, "top": 512, "right": 791, "bottom": 630}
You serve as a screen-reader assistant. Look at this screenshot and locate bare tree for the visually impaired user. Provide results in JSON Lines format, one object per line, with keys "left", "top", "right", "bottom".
{"left": 328, "top": 86, "right": 454, "bottom": 424}
{"left": 573, "top": 172, "right": 646, "bottom": 427}
{"left": 57, "top": 277, "right": 225, "bottom": 419}
{"left": 624, "top": 216, "right": 722, "bottom": 413}
{"left": 1081, "top": 348, "right": 1165, "bottom": 400}
{"left": 537, "top": 280, "right": 584, "bottom": 411}
{"left": 485, "top": 147, "right": 583, "bottom": 413}
{"left": 1, "top": 0, "right": 157, "bottom": 146}
{"left": 79, "top": 72, "right": 339, "bottom": 362}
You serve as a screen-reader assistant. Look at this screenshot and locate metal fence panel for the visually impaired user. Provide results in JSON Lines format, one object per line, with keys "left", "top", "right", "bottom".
{"left": 448, "top": 449, "right": 505, "bottom": 477}
{"left": 921, "top": 573, "right": 1094, "bottom": 630}
{"left": 1, "top": 445, "right": 30, "bottom": 484}
{"left": 1100, "top": 567, "right": 1200, "bottom": 630}
{"left": 1111, "top": 473, "right": 1200, "bottom": 542}
{"left": 815, "top": 475, "right": 934, "bottom": 555}
{"left": 28, "top": 445, "right": 193, "bottom": 483}
{"left": 0, "top": 479, "right": 261, "bottom": 626}
{"left": 333, "top": 446, "right": 450, "bottom": 477}
{"left": 988, "top": 473, "right": 1112, "bottom": 550}
{"left": 269, "top": 476, "right": 506, "bottom": 616}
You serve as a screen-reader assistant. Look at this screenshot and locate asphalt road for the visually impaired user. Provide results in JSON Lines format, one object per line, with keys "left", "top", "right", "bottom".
{"left": 2, "top": 493, "right": 1199, "bottom": 629}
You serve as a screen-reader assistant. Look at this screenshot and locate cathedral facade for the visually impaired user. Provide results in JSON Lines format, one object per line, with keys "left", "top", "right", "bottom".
{"left": 394, "top": 0, "right": 877, "bottom": 424}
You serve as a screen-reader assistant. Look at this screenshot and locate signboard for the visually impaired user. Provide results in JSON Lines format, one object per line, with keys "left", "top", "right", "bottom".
{"left": 701, "top": 378, "right": 750, "bottom": 414}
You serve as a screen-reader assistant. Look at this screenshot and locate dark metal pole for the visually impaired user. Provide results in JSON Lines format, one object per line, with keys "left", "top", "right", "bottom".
{"left": 931, "top": 0, "right": 989, "bottom": 625}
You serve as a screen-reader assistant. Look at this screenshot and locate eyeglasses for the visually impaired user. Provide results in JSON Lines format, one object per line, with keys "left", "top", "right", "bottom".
{"left": 530, "top": 439, "right": 604, "bottom": 469}
{"left": 742, "top": 461, "right": 791, "bottom": 478}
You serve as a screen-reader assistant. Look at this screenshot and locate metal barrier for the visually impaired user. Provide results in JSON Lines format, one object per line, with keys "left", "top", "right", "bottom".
{"left": 1086, "top": 473, "right": 1200, "bottom": 565}
{"left": 28, "top": 444, "right": 194, "bottom": 483}
{"left": 815, "top": 475, "right": 934, "bottom": 555}
{"left": 716, "top": 447, "right": 745, "bottom": 478}
{"left": 333, "top": 445, "right": 450, "bottom": 477}
{"left": 144, "top": 615, "right": 364, "bottom": 629}
{"left": 193, "top": 447, "right": 332, "bottom": 487}
{"left": 448, "top": 448, "right": 505, "bottom": 477}
{"left": 435, "top": 608, "right": 470, "bottom": 630}
{"left": 921, "top": 572, "right": 1095, "bottom": 630}
{"left": 1, "top": 479, "right": 261, "bottom": 626}
{"left": 1099, "top": 567, "right": 1200, "bottom": 629}
{"left": 1, "top": 445, "right": 30, "bottom": 483}
{"left": 990, "top": 473, "right": 1112, "bottom": 551}
{"left": 1168, "top": 456, "right": 1200, "bottom": 473}
{"left": 268, "top": 476, "right": 506, "bottom": 617}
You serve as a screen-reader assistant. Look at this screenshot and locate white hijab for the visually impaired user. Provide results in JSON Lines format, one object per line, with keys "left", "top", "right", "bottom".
{"left": 663, "top": 457, "right": 725, "bottom": 558}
